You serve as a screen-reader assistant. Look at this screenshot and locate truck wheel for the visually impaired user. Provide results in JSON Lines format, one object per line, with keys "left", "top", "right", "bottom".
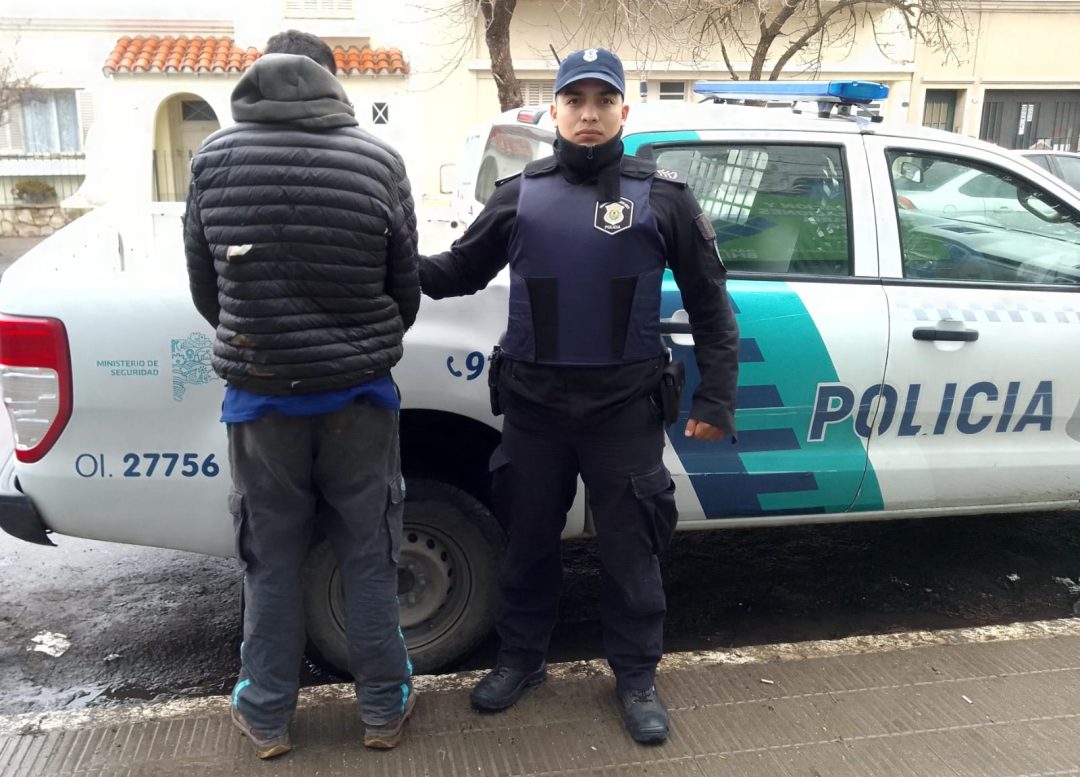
{"left": 302, "top": 479, "right": 504, "bottom": 676}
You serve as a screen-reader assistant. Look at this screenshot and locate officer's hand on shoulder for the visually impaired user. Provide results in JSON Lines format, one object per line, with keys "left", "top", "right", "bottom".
{"left": 684, "top": 418, "right": 726, "bottom": 442}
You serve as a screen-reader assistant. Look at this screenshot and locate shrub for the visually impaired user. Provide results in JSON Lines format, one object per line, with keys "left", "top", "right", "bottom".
{"left": 11, "top": 179, "right": 57, "bottom": 204}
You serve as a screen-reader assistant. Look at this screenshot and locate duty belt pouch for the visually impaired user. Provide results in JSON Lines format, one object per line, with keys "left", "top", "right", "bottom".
{"left": 487, "top": 344, "right": 504, "bottom": 417}
{"left": 660, "top": 357, "right": 685, "bottom": 426}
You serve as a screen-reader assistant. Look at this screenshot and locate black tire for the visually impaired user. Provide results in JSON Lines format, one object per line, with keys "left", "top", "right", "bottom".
{"left": 302, "top": 478, "right": 504, "bottom": 676}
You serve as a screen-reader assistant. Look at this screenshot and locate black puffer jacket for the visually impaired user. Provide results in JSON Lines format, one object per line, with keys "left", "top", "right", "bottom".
{"left": 184, "top": 53, "right": 420, "bottom": 395}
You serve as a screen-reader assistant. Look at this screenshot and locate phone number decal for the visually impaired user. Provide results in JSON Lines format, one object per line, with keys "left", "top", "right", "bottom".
{"left": 446, "top": 351, "right": 486, "bottom": 380}
{"left": 74, "top": 453, "right": 221, "bottom": 479}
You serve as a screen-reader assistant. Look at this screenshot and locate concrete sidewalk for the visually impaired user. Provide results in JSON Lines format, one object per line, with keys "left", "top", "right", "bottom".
{"left": 3, "top": 619, "right": 1080, "bottom": 776}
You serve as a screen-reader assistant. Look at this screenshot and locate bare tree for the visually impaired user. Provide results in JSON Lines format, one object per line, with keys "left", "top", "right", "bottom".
{"left": 0, "top": 53, "right": 38, "bottom": 126}
{"left": 479, "top": 0, "right": 523, "bottom": 111}
{"left": 417, "top": 0, "right": 524, "bottom": 111}
{"left": 419, "top": 0, "right": 968, "bottom": 113}
{"left": 551, "top": 0, "right": 968, "bottom": 82}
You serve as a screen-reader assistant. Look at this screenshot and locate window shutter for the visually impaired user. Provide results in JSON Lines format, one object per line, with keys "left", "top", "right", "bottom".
{"left": 76, "top": 90, "right": 95, "bottom": 145}
{"left": 284, "top": 0, "right": 353, "bottom": 18}
{"left": 0, "top": 102, "right": 25, "bottom": 153}
{"left": 521, "top": 80, "right": 554, "bottom": 106}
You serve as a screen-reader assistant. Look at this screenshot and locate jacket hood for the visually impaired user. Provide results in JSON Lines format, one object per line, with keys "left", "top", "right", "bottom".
{"left": 231, "top": 53, "right": 358, "bottom": 129}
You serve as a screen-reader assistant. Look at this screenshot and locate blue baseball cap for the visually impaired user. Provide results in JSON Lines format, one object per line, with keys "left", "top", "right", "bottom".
{"left": 554, "top": 48, "right": 625, "bottom": 96}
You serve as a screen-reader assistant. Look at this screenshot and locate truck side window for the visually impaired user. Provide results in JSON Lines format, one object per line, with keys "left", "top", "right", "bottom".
{"left": 887, "top": 150, "right": 1080, "bottom": 285}
{"left": 654, "top": 144, "right": 851, "bottom": 276}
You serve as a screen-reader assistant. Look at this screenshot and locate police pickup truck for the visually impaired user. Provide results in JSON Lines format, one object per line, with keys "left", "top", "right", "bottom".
{"left": 3, "top": 81, "right": 1079, "bottom": 676}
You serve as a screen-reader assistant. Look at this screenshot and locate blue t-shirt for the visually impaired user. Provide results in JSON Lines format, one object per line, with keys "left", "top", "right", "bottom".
{"left": 221, "top": 375, "right": 399, "bottom": 423}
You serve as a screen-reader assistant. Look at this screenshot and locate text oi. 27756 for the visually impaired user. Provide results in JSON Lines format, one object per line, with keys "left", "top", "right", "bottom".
{"left": 74, "top": 453, "right": 221, "bottom": 478}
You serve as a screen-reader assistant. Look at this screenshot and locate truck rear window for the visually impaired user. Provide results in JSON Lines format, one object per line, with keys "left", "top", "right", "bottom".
{"left": 475, "top": 126, "right": 555, "bottom": 204}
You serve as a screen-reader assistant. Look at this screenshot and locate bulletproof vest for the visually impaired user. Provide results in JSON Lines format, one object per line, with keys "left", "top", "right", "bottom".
{"left": 503, "top": 169, "right": 667, "bottom": 366}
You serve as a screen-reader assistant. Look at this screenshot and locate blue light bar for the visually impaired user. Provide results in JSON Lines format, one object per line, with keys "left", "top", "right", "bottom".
{"left": 693, "top": 80, "right": 889, "bottom": 105}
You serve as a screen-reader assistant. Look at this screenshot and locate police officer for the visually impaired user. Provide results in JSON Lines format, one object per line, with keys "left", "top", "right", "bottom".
{"left": 419, "top": 48, "right": 738, "bottom": 745}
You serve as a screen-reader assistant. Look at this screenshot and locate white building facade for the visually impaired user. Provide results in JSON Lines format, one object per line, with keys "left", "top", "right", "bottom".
{"left": 1, "top": 0, "right": 1079, "bottom": 236}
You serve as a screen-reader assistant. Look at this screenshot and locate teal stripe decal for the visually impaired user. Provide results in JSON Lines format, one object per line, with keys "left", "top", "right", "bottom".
{"left": 624, "top": 130, "right": 701, "bottom": 156}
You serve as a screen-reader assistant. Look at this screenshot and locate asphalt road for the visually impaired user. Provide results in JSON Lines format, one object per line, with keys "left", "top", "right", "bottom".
{"left": 0, "top": 237, "right": 43, "bottom": 275}
{"left": 4, "top": 506, "right": 1080, "bottom": 716}
{"left": 0, "top": 534, "right": 240, "bottom": 712}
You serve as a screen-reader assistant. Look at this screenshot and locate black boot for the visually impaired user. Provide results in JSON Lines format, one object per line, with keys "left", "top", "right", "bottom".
{"left": 617, "top": 686, "right": 669, "bottom": 744}
{"left": 470, "top": 664, "right": 547, "bottom": 712}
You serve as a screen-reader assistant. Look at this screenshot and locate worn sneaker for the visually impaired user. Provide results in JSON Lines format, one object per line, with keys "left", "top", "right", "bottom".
{"left": 230, "top": 705, "right": 292, "bottom": 759}
{"left": 617, "top": 686, "right": 669, "bottom": 745}
{"left": 364, "top": 688, "right": 418, "bottom": 749}
{"left": 470, "top": 664, "right": 547, "bottom": 712}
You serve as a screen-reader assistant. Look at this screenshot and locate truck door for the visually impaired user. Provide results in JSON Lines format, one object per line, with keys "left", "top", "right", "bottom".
{"left": 865, "top": 136, "right": 1080, "bottom": 511}
{"left": 631, "top": 132, "right": 890, "bottom": 522}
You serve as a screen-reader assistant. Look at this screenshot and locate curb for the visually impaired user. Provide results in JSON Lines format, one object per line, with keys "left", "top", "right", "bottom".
{"left": 2, "top": 616, "right": 1078, "bottom": 737}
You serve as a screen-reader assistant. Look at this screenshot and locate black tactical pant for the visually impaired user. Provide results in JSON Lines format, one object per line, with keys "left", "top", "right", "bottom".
{"left": 489, "top": 360, "right": 678, "bottom": 691}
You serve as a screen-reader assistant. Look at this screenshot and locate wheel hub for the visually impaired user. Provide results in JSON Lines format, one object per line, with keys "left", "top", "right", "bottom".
{"left": 397, "top": 527, "right": 457, "bottom": 628}
{"left": 329, "top": 522, "right": 470, "bottom": 648}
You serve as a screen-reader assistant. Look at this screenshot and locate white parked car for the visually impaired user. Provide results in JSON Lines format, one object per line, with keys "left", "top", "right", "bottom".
{"left": 1017, "top": 149, "right": 1080, "bottom": 191}
{"left": 3, "top": 81, "right": 1080, "bottom": 675}
{"left": 893, "top": 161, "right": 1038, "bottom": 229}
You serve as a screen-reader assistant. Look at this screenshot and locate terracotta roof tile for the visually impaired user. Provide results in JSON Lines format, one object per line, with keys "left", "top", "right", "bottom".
{"left": 103, "top": 35, "right": 409, "bottom": 77}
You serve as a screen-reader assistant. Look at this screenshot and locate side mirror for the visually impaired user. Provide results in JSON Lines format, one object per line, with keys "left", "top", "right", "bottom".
{"left": 899, "top": 162, "right": 923, "bottom": 184}
{"left": 1017, "top": 189, "right": 1070, "bottom": 223}
{"left": 439, "top": 163, "right": 459, "bottom": 195}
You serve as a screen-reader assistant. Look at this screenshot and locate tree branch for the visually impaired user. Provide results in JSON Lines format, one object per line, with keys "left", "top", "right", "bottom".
{"left": 720, "top": 38, "right": 739, "bottom": 80}
{"left": 768, "top": 0, "right": 865, "bottom": 79}
{"left": 0, "top": 56, "right": 39, "bottom": 123}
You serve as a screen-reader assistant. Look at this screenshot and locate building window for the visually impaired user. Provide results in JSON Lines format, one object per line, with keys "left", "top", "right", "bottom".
{"left": 181, "top": 100, "right": 216, "bottom": 122}
{"left": 20, "top": 90, "right": 81, "bottom": 154}
{"left": 372, "top": 102, "right": 389, "bottom": 125}
{"left": 659, "top": 82, "right": 686, "bottom": 102}
{"left": 284, "top": 0, "right": 354, "bottom": 18}
{"left": 521, "top": 80, "right": 554, "bottom": 106}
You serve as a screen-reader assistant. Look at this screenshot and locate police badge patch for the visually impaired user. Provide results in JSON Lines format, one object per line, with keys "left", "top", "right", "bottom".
{"left": 594, "top": 197, "right": 634, "bottom": 235}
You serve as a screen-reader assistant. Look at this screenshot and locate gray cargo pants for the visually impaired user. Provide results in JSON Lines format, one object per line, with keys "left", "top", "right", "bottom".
{"left": 227, "top": 400, "right": 411, "bottom": 732}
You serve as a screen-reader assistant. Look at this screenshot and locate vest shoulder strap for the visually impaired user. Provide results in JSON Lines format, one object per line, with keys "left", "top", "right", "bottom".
{"left": 620, "top": 154, "right": 655, "bottom": 179}
{"left": 523, "top": 156, "right": 558, "bottom": 177}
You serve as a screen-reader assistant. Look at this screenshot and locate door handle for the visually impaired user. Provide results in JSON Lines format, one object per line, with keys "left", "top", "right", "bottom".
{"left": 912, "top": 327, "right": 979, "bottom": 342}
{"left": 660, "top": 318, "right": 692, "bottom": 335}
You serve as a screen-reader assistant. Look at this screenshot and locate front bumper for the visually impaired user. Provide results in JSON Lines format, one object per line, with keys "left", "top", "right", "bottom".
{"left": 0, "top": 451, "right": 54, "bottom": 546}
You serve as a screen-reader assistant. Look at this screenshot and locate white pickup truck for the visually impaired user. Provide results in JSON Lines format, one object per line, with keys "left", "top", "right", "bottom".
{"left": 5, "top": 81, "right": 1080, "bottom": 676}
